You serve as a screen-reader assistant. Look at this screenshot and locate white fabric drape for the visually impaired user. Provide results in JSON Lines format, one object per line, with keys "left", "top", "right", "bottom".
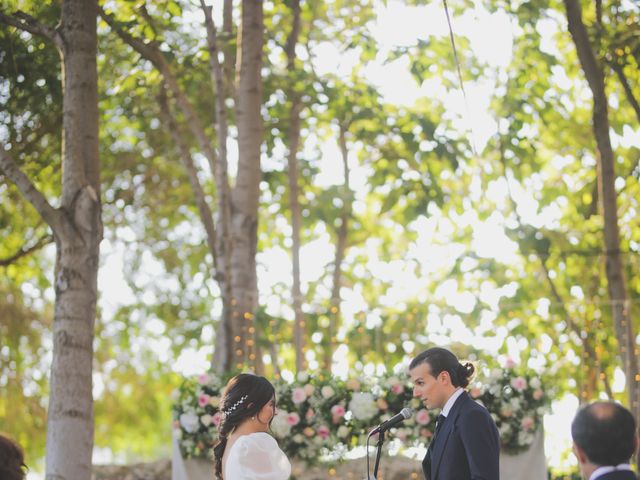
{"left": 499, "top": 428, "right": 547, "bottom": 480}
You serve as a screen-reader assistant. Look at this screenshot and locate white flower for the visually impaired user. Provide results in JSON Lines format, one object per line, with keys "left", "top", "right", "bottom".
{"left": 271, "top": 412, "right": 293, "bottom": 437}
{"left": 349, "top": 392, "right": 378, "bottom": 421}
{"left": 386, "top": 376, "right": 401, "bottom": 387}
{"left": 530, "top": 377, "right": 541, "bottom": 389}
{"left": 200, "top": 414, "right": 213, "bottom": 426}
{"left": 337, "top": 426, "right": 350, "bottom": 438}
{"left": 321, "top": 386, "right": 335, "bottom": 398}
{"left": 180, "top": 412, "right": 200, "bottom": 433}
{"left": 297, "top": 372, "right": 309, "bottom": 383}
{"left": 293, "top": 434, "right": 305, "bottom": 443}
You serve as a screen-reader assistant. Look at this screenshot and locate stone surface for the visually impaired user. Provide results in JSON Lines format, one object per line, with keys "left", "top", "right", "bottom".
{"left": 93, "top": 459, "right": 171, "bottom": 480}
{"left": 92, "top": 457, "right": 422, "bottom": 480}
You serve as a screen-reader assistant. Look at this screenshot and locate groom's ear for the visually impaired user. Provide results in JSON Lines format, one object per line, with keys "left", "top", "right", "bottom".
{"left": 438, "top": 371, "right": 452, "bottom": 386}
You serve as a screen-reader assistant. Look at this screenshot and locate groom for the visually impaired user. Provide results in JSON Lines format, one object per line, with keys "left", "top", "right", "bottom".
{"left": 409, "top": 347, "right": 500, "bottom": 480}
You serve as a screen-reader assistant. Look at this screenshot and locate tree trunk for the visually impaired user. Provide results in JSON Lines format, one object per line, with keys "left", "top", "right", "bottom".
{"left": 231, "top": 0, "right": 264, "bottom": 369}
{"left": 200, "top": 0, "right": 235, "bottom": 373}
{"left": 324, "top": 125, "right": 351, "bottom": 371}
{"left": 564, "top": 0, "right": 639, "bottom": 416}
{"left": 1, "top": 1, "right": 101, "bottom": 478}
{"left": 284, "top": 0, "right": 306, "bottom": 373}
{"left": 48, "top": 2, "right": 101, "bottom": 477}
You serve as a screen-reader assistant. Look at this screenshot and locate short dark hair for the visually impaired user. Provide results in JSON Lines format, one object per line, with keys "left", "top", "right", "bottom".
{"left": 409, "top": 347, "right": 475, "bottom": 388}
{"left": 571, "top": 401, "right": 636, "bottom": 466}
{"left": 0, "top": 433, "right": 27, "bottom": 480}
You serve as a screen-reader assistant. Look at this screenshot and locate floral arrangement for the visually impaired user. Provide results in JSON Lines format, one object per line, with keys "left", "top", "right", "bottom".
{"left": 470, "top": 360, "right": 551, "bottom": 455}
{"left": 171, "top": 364, "right": 550, "bottom": 462}
{"left": 172, "top": 372, "right": 224, "bottom": 459}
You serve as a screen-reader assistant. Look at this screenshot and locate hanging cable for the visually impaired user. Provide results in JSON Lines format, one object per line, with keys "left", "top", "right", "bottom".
{"left": 442, "top": 0, "right": 478, "bottom": 156}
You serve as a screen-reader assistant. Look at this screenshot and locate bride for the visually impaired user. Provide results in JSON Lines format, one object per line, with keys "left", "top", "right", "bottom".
{"left": 213, "top": 373, "right": 291, "bottom": 480}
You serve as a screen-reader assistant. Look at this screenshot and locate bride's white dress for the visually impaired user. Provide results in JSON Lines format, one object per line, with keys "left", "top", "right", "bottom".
{"left": 225, "top": 432, "right": 291, "bottom": 480}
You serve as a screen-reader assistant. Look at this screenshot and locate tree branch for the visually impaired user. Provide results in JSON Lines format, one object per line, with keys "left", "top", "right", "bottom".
{"left": 99, "top": 6, "right": 220, "bottom": 185}
{"left": 157, "top": 86, "right": 219, "bottom": 274}
{"left": 98, "top": 7, "right": 164, "bottom": 67}
{"left": 0, "top": 233, "right": 54, "bottom": 267}
{"left": 0, "top": 10, "right": 63, "bottom": 50}
{"left": 0, "top": 147, "right": 62, "bottom": 233}
{"left": 612, "top": 62, "right": 640, "bottom": 126}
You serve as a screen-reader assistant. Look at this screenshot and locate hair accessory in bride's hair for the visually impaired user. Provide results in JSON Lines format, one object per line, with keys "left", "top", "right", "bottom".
{"left": 222, "top": 395, "right": 248, "bottom": 417}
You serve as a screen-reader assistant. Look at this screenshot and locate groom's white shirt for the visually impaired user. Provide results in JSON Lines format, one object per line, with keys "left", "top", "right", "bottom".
{"left": 440, "top": 387, "right": 464, "bottom": 418}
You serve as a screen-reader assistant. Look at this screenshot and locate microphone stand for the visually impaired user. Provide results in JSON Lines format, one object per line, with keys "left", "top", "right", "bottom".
{"left": 371, "top": 429, "right": 385, "bottom": 480}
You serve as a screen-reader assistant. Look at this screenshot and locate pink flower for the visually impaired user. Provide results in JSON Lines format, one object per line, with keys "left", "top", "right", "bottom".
{"left": 504, "top": 358, "right": 517, "bottom": 369}
{"left": 303, "top": 427, "right": 314, "bottom": 437}
{"left": 391, "top": 384, "right": 404, "bottom": 394}
{"left": 416, "top": 409, "right": 430, "bottom": 425}
{"left": 521, "top": 416, "right": 535, "bottom": 431}
{"left": 292, "top": 388, "right": 307, "bottom": 404}
{"left": 305, "top": 408, "right": 315, "bottom": 420}
{"left": 197, "top": 374, "right": 210, "bottom": 385}
{"left": 287, "top": 412, "right": 301, "bottom": 426}
{"left": 331, "top": 405, "right": 346, "bottom": 418}
{"left": 317, "top": 425, "right": 330, "bottom": 439}
{"left": 470, "top": 387, "right": 482, "bottom": 398}
{"left": 212, "top": 412, "right": 222, "bottom": 427}
{"left": 303, "top": 384, "right": 315, "bottom": 396}
{"left": 533, "top": 389, "right": 544, "bottom": 400}
{"left": 198, "top": 394, "right": 210, "bottom": 407}
{"left": 510, "top": 377, "right": 527, "bottom": 391}
{"left": 420, "top": 428, "right": 432, "bottom": 438}
{"left": 500, "top": 407, "right": 513, "bottom": 418}
{"left": 376, "top": 398, "right": 389, "bottom": 411}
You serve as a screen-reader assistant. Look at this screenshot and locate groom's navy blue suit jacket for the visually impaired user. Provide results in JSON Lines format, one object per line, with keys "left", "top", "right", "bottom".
{"left": 422, "top": 391, "right": 500, "bottom": 480}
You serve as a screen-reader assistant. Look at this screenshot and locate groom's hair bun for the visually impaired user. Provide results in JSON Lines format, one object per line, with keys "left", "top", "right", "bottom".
{"left": 410, "top": 347, "right": 475, "bottom": 388}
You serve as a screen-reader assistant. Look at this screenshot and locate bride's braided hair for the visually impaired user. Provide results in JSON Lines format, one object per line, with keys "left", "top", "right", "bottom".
{"left": 213, "top": 373, "right": 276, "bottom": 479}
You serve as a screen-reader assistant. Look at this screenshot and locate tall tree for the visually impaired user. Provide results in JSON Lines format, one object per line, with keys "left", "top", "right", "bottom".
{"left": 563, "top": 0, "right": 639, "bottom": 416}
{"left": 100, "top": 0, "right": 265, "bottom": 372}
{"left": 283, "top": 0, "right": 306, "bottom": 373}
{"left": 0, "top": 0, "right": 101, "bottom": 478}
{"left": 229, "top": 0, "right": 264, "bottom": 369}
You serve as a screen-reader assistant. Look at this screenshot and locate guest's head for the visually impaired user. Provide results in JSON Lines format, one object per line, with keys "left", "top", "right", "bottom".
{"left": 0, "top": 433, "right": 27, "bottom": 480}
{"left": 409, "top": 347, "right": 475, "bottom": 409}
{"left": 213, "top": 373, "right": 276, "bottom": 479}
{"left": 571, "top": 401, "right": 637, "bottom": 478}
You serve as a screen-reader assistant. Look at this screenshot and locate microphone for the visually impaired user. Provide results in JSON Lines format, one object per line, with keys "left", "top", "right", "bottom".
{"left": 370, "top": 407, "right": 413, "bottom": 435}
